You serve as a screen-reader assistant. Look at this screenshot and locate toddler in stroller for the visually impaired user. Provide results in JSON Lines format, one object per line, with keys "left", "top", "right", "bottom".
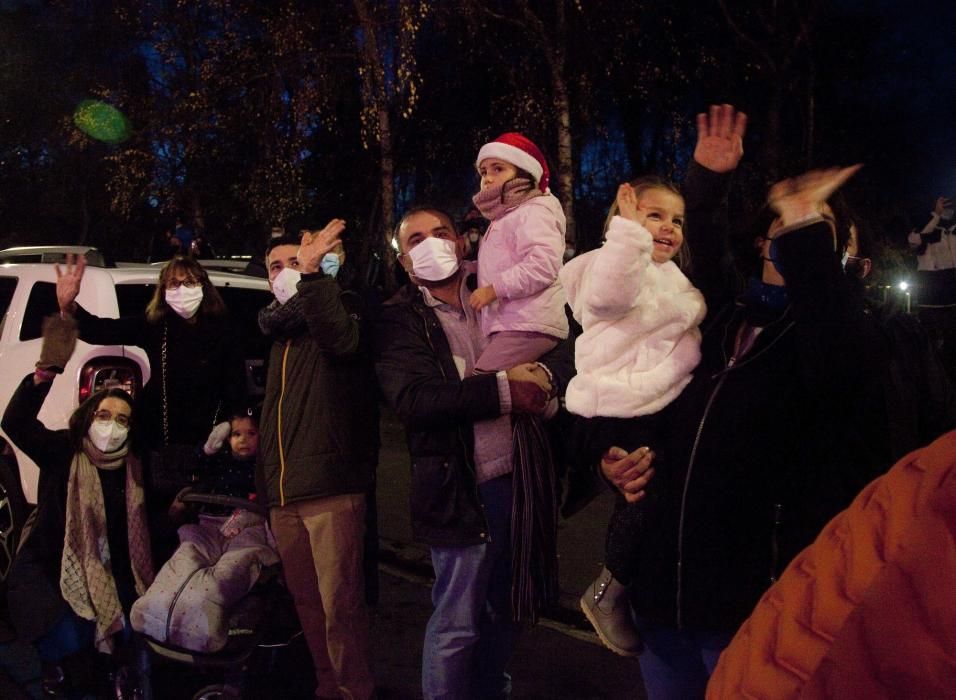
{"left": 131, "top": 409, "right": 279, "bottom": 654}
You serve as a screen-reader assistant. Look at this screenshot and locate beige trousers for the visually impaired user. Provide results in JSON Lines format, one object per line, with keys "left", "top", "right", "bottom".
{"left": 270, "top": 493, "right": 374, "bottom": 700}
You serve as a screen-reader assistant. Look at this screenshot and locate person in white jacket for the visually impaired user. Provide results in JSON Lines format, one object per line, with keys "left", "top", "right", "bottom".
{"left": 906, "top": 196, "right": 956, "bottom": 384}
{"left": 560, "top": 177, "right": 706, "bottom": 657}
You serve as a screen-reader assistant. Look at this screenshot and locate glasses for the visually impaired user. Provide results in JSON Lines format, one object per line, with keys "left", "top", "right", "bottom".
{"left": 165, "top": 278, "right": 201, "bottom": 290}
{"left": 93, "top": 410, "right": 131, "bottom": 428}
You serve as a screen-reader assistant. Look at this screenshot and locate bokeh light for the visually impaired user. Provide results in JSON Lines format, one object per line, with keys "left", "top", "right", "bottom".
{"left": 73, "top": 99, "right": 131, "bottom": 144}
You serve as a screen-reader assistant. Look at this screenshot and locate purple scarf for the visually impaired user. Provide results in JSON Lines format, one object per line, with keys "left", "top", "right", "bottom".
{"left": 473, "top": 177, "right": 545, "bottom": 221}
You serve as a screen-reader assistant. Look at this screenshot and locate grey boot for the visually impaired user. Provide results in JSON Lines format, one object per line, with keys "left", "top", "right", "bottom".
{"left": 580, "top": 567, "right": 643, "bottom": 657}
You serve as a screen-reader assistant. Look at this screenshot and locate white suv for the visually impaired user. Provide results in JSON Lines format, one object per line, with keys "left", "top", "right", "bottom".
{"left": 0, "top": 249, "right": 273, "bottom": 580}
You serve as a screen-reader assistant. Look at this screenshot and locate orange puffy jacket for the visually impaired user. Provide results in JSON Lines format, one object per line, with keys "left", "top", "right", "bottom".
{"left": 707, "top": 429, "right": 956, "bottom": 699}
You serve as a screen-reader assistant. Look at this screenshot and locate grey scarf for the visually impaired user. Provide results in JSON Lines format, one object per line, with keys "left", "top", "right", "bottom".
{"left": 473, "top": 177, "right": 544, "bottom": 221}
{"left": 258, "top": 295, "right": 308, "bottom": 338}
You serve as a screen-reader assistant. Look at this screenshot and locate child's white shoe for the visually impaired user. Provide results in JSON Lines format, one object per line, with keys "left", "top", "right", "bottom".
{"left": 580, "top": 566, "right": 643, "bottom": 657}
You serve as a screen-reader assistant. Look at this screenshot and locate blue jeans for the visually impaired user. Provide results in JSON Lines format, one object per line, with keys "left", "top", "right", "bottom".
{"left": 422, "top": 476, "right": 517, "bottom": 700}
{"left": 636, "top": 619, "right": 735, "bottom": 700}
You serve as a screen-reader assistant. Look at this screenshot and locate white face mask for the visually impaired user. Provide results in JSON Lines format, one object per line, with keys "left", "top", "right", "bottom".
{"left": 165, "top": 285, "right": 204, "bottom": 319}
{"left": 408, "top": 236, "right": 460, "bottom": 282}
{"left": 272, "top": 267, "right": 302, "bottom": 305}
{"left": 88, "top": 420, "right": 129, "bottom": 453}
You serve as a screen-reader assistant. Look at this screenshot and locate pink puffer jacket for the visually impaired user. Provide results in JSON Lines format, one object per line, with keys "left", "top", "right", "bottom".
{"left": 477, "top": 192, "right": 569, "bottom": 340}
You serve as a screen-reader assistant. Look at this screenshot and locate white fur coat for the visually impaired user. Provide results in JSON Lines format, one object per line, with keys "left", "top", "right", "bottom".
{"left": 559, "top": 215, "right": 706, "bottom": 418}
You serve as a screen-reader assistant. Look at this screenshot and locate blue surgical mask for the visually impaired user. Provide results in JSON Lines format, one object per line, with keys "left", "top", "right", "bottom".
{"left": 320, "top": 253, "right": 341, "bottom": 278}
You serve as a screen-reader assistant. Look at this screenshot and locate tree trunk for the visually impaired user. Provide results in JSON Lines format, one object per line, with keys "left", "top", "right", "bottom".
{"left": 551, "top": 0, "right": 574, "bottom": 245}
{"left": 552, "top": 74, "right": 575, "bottom": 246}
{"left": 352, "top": 0, "right": 395, "bottom": 243}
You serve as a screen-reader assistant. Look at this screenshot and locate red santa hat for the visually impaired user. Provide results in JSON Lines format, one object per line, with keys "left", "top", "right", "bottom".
{"left": 475, "top": 132, "right": 550, "bottom": 192}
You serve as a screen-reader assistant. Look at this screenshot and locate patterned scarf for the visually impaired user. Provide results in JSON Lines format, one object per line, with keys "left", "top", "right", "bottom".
{"left": 258, "top": 294, "right": 308, "bottom": 338}
{"left": 472, "top": 177, "right": 545, "bottom": 221}
{"left": 60, "top": 439, "right": 154, "bottom": 653}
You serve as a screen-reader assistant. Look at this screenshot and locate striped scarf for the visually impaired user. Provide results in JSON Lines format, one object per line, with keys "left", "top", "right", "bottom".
{"left": 510, "top": 414, "right": 560, "bottom": 623}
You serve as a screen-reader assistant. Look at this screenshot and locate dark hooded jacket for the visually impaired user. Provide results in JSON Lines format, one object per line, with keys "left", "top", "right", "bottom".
{"left": 256, "top": 268, "right": 378, "bottom": 508}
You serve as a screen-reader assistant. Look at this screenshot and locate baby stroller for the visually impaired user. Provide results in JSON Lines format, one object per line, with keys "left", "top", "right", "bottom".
{"left": 130, "top": 493, "right": 301, "bottom": 700}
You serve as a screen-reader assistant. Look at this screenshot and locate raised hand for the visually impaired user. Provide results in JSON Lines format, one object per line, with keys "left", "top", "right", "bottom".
{"left": 934, "top": 196, "right": 953, "bottom": 217}
{"left": 203, "top": 421, "right": 232, "bottom": 456}
{"left": 298, "top": 219, "right": 346, "bottom": 273}
{"left": 600, "top": 445, "right": 655, "bottom": 504}
{"left": 693, "top": 104, "right": 748, "bottom": 174}
{"left": 54, "top": 253, "right": 86, "bottom": 316}
{"left": 768, "top": 164, "right": 862, "bottom": 224}
{"left": 616, "top": 183, "right": 645, "bottom": 226}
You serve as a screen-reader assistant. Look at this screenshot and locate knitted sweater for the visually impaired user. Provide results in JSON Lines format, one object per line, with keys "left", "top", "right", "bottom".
{"left": 559, "top": 215, "right": 706, "bottom": 418}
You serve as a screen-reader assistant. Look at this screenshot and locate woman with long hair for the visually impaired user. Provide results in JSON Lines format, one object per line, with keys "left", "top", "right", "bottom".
{"left": 55, "top": 255, "right": 246, "bottom": 502}
{"left": 2, "top": 315, "right": 155, "bottom": 695}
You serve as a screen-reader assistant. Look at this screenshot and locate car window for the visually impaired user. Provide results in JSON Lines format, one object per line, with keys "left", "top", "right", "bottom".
{"left": 116, "top": 283, "right": 157, "bottom": 317}
{"left": 0, "top": 276, "right": 17, "bottom": 338}
{"left": 218, "top": 286, "right": 272, "bottom": 358}
{"left": 0, "top": 277, "right": 16, "bottom": 319}
{"left": 19, "top": 281, "right": 58, "bottom": 341}
{"left": 218, "top": 286, "right": 273, "bottom": 397}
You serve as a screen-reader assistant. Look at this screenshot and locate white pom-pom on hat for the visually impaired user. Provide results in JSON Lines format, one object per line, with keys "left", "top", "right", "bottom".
{"left": 476, "top": 132, "right": 550, "bottom": 192}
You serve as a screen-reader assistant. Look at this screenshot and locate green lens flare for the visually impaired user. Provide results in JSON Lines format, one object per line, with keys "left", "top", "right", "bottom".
{"left": 73, "top": 100, "right": 131, "bottom": 144}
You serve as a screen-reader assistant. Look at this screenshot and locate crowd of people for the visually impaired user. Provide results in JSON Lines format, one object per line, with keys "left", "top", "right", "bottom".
{"left": 2, "top": 103, "right": 954, "bottom": 700}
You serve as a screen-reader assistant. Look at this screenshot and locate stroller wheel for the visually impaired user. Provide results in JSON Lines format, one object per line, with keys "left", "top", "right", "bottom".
{"left": 192, "top": 684, "right": 240, "bottom": 700}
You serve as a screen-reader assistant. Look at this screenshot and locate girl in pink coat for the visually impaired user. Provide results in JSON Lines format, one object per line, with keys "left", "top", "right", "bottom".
{"left": 470, "top": 133, "right": 569, "bottom": 372}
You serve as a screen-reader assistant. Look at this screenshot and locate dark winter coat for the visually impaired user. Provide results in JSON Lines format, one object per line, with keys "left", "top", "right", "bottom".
{"left": 73, "top": 305, "right": 245, "bottom": 451}
{"left": 374, "top": 272, "right": 574, "bottom": 547}
{"left": 606, "top": 163, "right": 892, "bottom": 632}
{"left": 374, "top": 280, "right": 501, "bottom": 547}
{"left": 256, "top": 271, "right": 379, "bottom": 508}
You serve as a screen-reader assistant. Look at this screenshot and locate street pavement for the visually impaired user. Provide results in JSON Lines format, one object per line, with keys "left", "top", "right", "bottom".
{"left": 0, "top": 406, "right": 647, "bottom": 698}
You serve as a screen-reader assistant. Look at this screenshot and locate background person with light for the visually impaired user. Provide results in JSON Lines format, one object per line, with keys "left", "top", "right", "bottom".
{"left": 907, "top": 195, "right": 956, "bottom": 385}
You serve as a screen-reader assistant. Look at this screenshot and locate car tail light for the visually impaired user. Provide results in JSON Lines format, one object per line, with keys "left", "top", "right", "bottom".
{"left": 78, "top": 358, "right": 143, "bottom": 404}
